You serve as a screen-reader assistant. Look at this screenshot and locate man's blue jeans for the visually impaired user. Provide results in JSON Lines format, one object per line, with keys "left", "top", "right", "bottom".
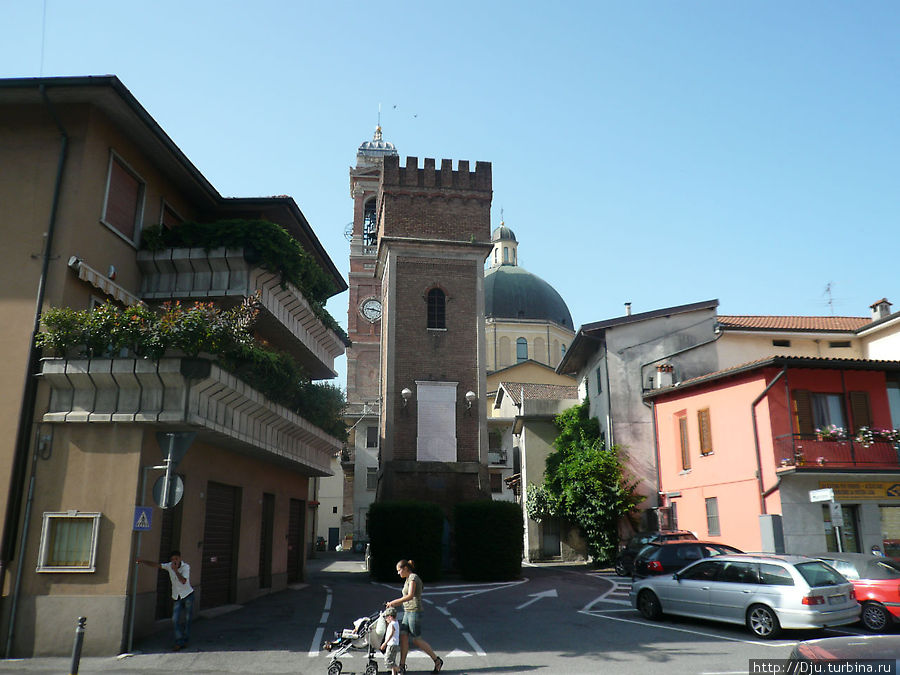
{"left": 172, "top": 593, "right": 193, "bottom": 646}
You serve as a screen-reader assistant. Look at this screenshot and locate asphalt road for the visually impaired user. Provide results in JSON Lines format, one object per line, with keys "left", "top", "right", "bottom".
{"left": 0, "top": 552, "right": 887, "bottom": 674}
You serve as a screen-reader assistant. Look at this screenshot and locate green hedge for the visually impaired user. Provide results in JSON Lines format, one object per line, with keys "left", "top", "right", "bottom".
{"left": 368, "top": 501, "right": 444, "bottom": 582}
{"left": 455, "top": 501, "right": 523, "bottom": 581}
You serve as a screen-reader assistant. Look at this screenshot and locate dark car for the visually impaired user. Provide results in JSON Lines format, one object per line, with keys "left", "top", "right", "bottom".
{"left": 790, "top": 634, "right": 900, "bottom": 663}
{"left": 632, "top": 540, "right": 743, "bottom": 579}
{"left": 614, "top": 530, "right": 698, "bottom": 576}
{"left": 812, "top": 552, "right": 900, "bottom": 632}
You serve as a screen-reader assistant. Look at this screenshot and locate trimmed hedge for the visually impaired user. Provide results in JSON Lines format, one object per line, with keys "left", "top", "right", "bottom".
{"left": 455, "top": 501, "right": 523, "bottom": 581}
{"left": 368, "top": 501, "right": 444, "bottom": 582}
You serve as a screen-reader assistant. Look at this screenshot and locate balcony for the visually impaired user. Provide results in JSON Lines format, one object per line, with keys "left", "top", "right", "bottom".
{"left": 136, "top": 247, "right": 344, "bottom": 379}
{"left": 774, "top": 434, "right": 900, "bottom": 471}
{"left": 488, "top": 450, "right": 508, "bottom": 466}
{"left": 40, "top": 357, "right": 341, "bottom": 476}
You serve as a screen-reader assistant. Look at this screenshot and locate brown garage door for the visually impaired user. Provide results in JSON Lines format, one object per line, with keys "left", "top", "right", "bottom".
{"left": 287, "top": 498, "right": 305, "bottom": 583}
{"left": 201, "top": 482, "right": 240, "bottom": 609}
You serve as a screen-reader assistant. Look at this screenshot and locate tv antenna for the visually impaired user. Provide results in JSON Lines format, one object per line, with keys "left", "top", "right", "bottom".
{"left": 824, "top": 282, "right": 835, "bottom": 315}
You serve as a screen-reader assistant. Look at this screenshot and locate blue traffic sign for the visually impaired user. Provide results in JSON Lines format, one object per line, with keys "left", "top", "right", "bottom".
{"left": 133, "top": 506, "right": 153, "bottom": 531}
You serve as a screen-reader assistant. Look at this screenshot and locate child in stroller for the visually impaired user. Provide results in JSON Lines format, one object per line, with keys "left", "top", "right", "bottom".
{"left": 322, "top": 608, "right": 388, "bottom": 675}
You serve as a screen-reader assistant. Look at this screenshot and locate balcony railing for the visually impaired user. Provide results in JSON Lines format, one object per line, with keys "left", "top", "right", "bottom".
{"left": 774, "top": 434, "right": 900, "bottom": 470}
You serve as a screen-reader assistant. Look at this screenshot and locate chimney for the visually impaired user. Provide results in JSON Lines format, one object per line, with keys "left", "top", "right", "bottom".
{"left": 870, "top": 298, "right": 892, "bottom": 321}
{"left": 655, "top": 363, "right": 674, "bottom": 389}
{"left": 624, "top": 302, "right": 632, "bottom": 316}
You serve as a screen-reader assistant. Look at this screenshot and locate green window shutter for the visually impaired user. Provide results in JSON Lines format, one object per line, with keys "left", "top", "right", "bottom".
{"left": 793, "top": 390, "right": 814, "bottom": 435}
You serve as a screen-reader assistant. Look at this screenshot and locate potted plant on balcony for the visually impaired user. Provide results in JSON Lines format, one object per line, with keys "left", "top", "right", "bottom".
{"left": 815, "top": 425, "right": 846, "bottom": 442}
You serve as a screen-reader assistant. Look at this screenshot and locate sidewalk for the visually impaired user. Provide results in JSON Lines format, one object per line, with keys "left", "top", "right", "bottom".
{"left": 0, "top": 551, "right": 368, "bottom": 674}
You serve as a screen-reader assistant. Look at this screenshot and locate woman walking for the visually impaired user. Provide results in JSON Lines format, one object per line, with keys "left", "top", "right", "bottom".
{"left": 385, "top": 559, "right": 443, "bottom": 673}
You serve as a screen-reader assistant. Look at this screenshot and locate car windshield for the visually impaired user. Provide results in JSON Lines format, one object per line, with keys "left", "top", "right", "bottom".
{"left": 795, "top": 561, "right": 846, "bottom": 587}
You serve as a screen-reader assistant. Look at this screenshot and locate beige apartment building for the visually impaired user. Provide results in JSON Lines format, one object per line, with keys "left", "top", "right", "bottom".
{"left": 0, "top": 76, "right": 346, "bottom": 656}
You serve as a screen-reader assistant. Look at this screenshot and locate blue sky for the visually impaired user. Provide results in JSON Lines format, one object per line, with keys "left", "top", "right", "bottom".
{"left": 3, "top": 2, "right": 899, "bottom": 384}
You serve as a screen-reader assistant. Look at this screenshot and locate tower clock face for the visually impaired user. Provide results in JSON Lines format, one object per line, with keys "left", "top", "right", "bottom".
{"left": 360, "top": 298, "right": 382, "bottom": 322}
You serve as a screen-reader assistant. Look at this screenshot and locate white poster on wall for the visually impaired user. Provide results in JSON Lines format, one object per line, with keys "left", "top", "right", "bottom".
{"left": 416, "top": 381, "right": 458, "bottom": 462}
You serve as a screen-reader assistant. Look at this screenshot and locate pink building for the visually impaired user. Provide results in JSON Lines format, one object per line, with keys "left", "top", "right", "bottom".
{"left": 647, "top": 356, "right": 900, "bottom": 557}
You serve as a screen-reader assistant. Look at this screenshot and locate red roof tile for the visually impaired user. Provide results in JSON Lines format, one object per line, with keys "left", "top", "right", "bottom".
{"left": 717, "top": 315, "right": 869, "bottom": 332}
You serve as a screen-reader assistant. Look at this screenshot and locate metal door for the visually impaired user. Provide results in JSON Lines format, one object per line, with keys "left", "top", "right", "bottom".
{"left": 287, "top": 498, "right": 305, "bottom": 583}
{"left": 201, "top": 482, "right": 240, "bottom": 608}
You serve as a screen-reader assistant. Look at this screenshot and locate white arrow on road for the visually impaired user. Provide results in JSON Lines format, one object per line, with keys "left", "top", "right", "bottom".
{"left": 516, "top": 588, "right": 558, "bottom": 610}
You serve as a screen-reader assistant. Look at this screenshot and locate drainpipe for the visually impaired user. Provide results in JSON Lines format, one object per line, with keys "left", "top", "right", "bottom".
{"left": 0, "top": 85, "right": 68, "bottom": 652}
{"left": 751, "top": 367, "right": 788, "bottom": 515}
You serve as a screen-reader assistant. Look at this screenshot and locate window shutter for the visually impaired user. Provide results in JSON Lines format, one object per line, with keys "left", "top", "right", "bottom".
{"left": 848, "top": 391, "right": 872, "bottom": 432}
{"left": 104, "top": 158, "right": 142, "bottom": 240}
{"left": 793, "top": 390, "right": 814, "bottom": 435}
{"left": 698, "top": 409, "right": 713, "bottom": 455}
{"left": 679, "top": 417, "right": 691, "bottom": 470}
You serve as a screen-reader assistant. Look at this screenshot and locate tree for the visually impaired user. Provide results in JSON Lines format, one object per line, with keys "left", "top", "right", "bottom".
{"left": 526, "top": 400, "right": 643, "bottom": 563}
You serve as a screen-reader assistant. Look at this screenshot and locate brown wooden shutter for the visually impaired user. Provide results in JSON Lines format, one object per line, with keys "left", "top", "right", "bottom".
{"left": 679, "top": 416, "right": 691, "bottom": 470}
{"left": 848, "top": 391, "right": 872, "bottom": 432}
{"left": 698, "top": 408, "right": 713, "bottom": 455}
{"left": 793, "top": 389, "right": 814, "bottom": 435}
{"left": 104, "top": 158, "right": 142, "bottom": 239}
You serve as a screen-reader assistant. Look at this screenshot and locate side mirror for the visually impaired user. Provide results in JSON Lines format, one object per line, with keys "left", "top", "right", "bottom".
{"left": 673, "top": 572, "right": 680, "bottom": 581}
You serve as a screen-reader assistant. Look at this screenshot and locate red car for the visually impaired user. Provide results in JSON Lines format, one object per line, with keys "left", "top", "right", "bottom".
{"left": 813, "top": 552, "right": 900, "bottom": 632}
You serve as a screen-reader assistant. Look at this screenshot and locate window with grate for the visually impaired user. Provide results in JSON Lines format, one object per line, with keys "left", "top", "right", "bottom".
{"left": 102, "top": 154, "right": 145, "bottom": 242}
{"left": 705, "top": 497, "right": 720, "bottom": 536}
{"left": 366, "top": 468, "right": 377, "bottom": 491}
{"left": 426, "top": 288, "right": 446, "bottom": 329}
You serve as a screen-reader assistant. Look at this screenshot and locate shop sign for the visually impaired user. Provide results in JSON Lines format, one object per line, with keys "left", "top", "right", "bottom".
{"left": 819, "top": 481, "right": 900, "bottom": 500}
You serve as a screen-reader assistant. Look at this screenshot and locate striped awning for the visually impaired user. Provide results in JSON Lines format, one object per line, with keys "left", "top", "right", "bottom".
{"left": 67, "top": 256, "right": 143, "bottom": 307}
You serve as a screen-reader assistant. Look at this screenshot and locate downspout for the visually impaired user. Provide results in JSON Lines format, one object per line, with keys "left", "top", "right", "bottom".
{"left": 0, "top": 84, "right": 68, "bottom": 653}
{"left": 752, "top": 366, "right": 787, "bottom": 515}
{"left": 603, "top": 340, "right": 613, "bottom": 447}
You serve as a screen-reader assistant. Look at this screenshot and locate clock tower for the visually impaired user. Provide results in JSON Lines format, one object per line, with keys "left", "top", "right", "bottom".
{"left": 342, "top": 126, "right": 397, "bottom": 539}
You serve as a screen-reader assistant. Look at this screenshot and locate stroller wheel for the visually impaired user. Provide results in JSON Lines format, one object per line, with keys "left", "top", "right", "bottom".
{"left": 327, "top": 661, "right": 342, "bottom": 675}
{"left": 364, "top": 664, "right": 379, "bottom": 675}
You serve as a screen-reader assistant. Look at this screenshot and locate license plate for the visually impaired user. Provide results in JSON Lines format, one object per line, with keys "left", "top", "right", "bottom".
{"left": 828, "top": 594, "right": 844, "bottom": 605}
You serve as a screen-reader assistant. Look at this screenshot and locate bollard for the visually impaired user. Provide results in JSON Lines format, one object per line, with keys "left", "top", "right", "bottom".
{"left": 69, "top": 616, "right": 86, "bottom": 675}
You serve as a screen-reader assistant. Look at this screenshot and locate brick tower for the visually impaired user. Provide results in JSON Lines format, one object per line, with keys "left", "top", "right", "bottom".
{"left": 376, "top": 155, "right": 493, "bottom": 509}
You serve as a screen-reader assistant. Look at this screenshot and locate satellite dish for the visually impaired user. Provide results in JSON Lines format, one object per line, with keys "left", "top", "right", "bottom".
{"left": 343, "top": 222, "right": 354, "bottom": 241}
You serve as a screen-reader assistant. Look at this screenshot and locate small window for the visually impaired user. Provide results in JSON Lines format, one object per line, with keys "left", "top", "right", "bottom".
{"left": 705, "top": 497, "right": 720, "bottom": 536}
{"left": 596, "top": 367, "right": 603, "bottom": 394}
{"left": 698, "top": 409, "right": 713, "bottom": 456}
{"left": 332, "top": 506, "right": 338, "bottom": 514}
{"left": 516, "top": 338, "right": 528, "bottom": 363}
{"left": 37, "top": 511, "right": 102, "bottom": 572}
{"left": 772, "top": 339, "right": 791, "bottom": 348}
{"left": 366, "top": 426, "right": 378, "bottom": 448}
{"left": 829, "top": 341, "right": 851, "bottom": 348}
{"left": 426, "top": 288, "right": 446, "bottom": 329}
{"left": 503, "top": 247, "right": 509, "bottom": 262}
{"left": 160, "top": 201, "right": 182, "bottom": 229}
{"left": 101, "top": 153, "right": 145, "bottom": 243}
{"left": 490, "top": 472, "right": 502, "bottom": 493}
{"left": 366, "top": 468, "right": 377, "bottom": 491}
{"left": 678, "top": 416, "right": 691, "bottom": 470}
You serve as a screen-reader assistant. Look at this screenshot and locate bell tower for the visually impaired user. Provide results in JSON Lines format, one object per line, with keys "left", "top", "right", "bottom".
{"left": 343, "top": 126, "right": 397, "bottom": 537}
{"left": 376, "top": 155, "right": 494, "bottom": 510}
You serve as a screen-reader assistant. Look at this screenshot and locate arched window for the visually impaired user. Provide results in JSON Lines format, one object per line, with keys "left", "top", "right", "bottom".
{"left": 427, "top": 288, "right": 446, "bottom": 329}
{"left": 516, "top": 337, "right": 528, "bottom": 363}
{"left": 363, "top": 198, "right": 377, "bottom": 246}
{"left": 512, "top": 248, "right": 516, "bottom": 264}
{"left": 561, "top": 343, "right": 567, "bottom": 358}
{"left": 503, "top": 247, "right": 509, "bottom": 262}
{"left": 493, "top": 249, "right": 498, "bottom": 265}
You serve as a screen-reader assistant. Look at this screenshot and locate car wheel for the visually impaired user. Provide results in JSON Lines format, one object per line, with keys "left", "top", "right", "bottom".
{"left": 328, "top": 662, "right": 343, "bottom": 675}
{"left": 861, "top": 602, "right": 891, "bottom": 633}
{"left": 746, "top": 604, "right": 781, "bottom": 639}
{"left": 615, "top": 559, "right": 628, "bottom": 576}
{"left": 637, "top": 590, "right": 662, "bottom": 620}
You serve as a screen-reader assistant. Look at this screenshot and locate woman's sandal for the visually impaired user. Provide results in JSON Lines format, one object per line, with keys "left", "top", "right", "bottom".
{"left": 432, "top": 656, "right": 443, "bottom": 673}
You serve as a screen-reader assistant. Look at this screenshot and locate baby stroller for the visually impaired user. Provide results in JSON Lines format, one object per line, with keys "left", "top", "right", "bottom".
{"left": 322, "top": 609, "right": 386, "bottom": 675}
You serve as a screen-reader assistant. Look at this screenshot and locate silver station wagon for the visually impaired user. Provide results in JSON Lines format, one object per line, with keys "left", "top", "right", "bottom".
{"left": 629, "top": 554, "right": 860, "bottom": 639}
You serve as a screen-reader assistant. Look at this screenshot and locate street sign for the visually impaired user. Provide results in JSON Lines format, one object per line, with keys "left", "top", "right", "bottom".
{"left": 152, "top": 474, "right": 184, "bottom": 509}
{"left": 133, "top": 506, "right": 152, "bottom": 531}
{"left": 829, "top": 501, "right": 845, "bottom": 527}
{"left": 809, "top": 488, "right": 835, "bottom": 503}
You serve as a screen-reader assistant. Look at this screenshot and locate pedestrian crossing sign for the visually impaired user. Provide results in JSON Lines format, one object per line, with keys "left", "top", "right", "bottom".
{"left": 133, "top": 506, "right": 152, "bottom": 531}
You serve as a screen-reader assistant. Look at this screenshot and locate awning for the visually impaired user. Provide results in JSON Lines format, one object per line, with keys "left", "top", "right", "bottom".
{"left": 67, "top": 256, "right": 143, "bottom": 307}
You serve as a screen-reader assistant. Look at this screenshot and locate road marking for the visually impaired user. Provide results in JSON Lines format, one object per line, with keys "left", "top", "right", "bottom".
{"left": 324, "top": 595, "right": 332, "bottom": 610}
{"left": 436, "top": 606, "right": 451, "bottom": 616}
{"left": 515, "top": 588, "right": 558, "bottom": 610}
{"left": 319, "top": 611, "right": 329, "bottom": 624}
{"left": 462, "top": 632, "right": 486, "bottom": 656}
{"left": 578, "top": 610, "right": 789, "bottom": 647}
{"left": 308, "top": 626, "right": 324, "bottom": 656}
{"left": 449, "top": 617, "right": 464, "bottom": 629}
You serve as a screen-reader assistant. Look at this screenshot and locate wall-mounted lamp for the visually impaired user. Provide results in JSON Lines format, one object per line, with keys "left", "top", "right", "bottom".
{"left": 401, "top": 388, "right": 412, "bottom": 408}
{"left": 465, "top": 390, "right": 477, "bottom": 411}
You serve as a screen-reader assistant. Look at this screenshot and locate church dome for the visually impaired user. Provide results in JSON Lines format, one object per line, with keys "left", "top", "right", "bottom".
{"left": 484, "top": 265, "right": 574, "bottom": 330}
{"left": 491, "top": 224, "right": 517, "bottom": 242}
{"left": 358, "top": 125, "right": 398, "bottom": 158}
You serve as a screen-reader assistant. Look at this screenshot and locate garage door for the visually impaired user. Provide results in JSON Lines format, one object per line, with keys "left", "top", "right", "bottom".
{"left": 201, "top": 482, "right": 240, "bottom": 609}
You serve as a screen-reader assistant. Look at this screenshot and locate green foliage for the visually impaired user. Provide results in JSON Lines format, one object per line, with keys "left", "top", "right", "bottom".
{"left": 140, "top": 220, "right": 349, "bottom": 345}
{"left": 524, "top": 483, "right": 555, "bottom": 523}
{"left": 532, "top": 400, "right": 643, "bottom": 563}
{"left": 455, "top": 501, "right": 523, "bottom": 581}
{"left": 368, "top": 501, "right": 445, "bottom": 582}
{"left": 35, "top": 300, "right": 347, "bottom": 440}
